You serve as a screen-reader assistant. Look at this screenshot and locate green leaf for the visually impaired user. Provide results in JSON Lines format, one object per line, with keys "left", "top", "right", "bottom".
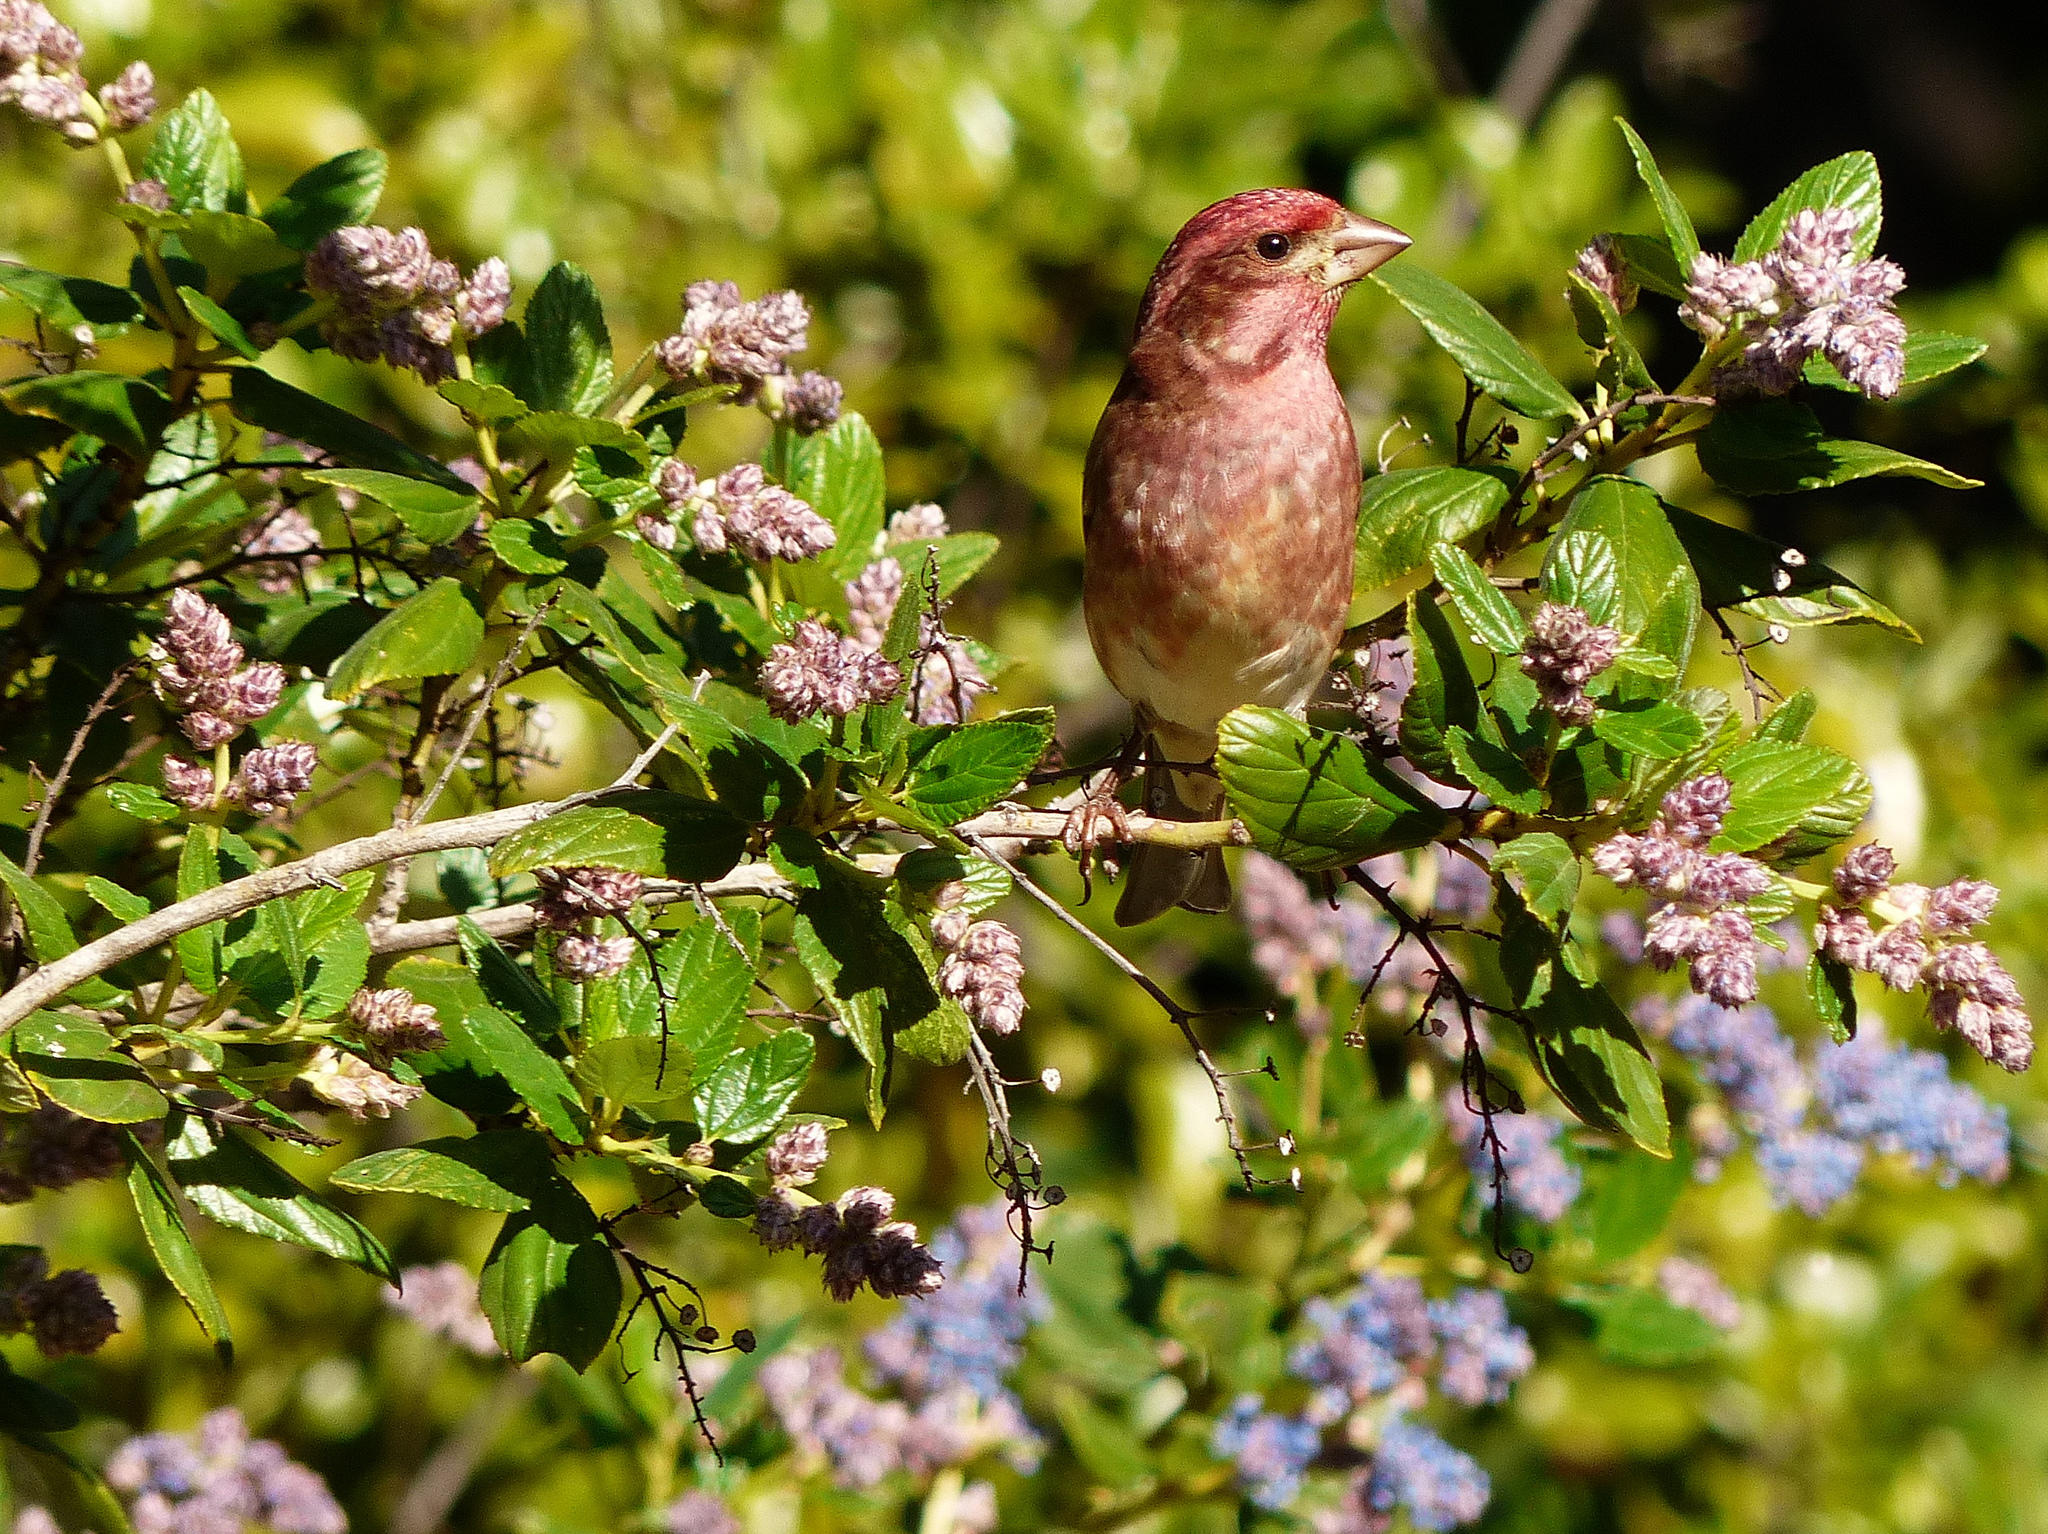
{"left": 439, "top": 377, "right": 529, "bottom": 424}
{"left": 0, "top": 403, "right": 73, "bottom": 463}
{"left": 1523, "top": 972, "right": 1670, "bottom": 1155}
{"left": 0, "top": 852, "right": 118, "bottom": 1003}
{"left": 170, "top": 286, "right": 260, "bottom": 358}
{"left": 1590, "top": 699, "right": 1707, "bottom": 760}
{"left": 1714, "top": 738, "right": 1871, "bottom": 857}
{"left": 771, "top": 412, "right": 887, "bottom": 581}
{"left": 697, "top": 1175, "right": 758, "bottom": 1219}
{"left": 1616, "top": 118, "right": 1701, "bottom": 276}
{"left": 330, "top": 1130, "right": 550, "bottom": 1212}
{"left": 300, "top": 467, "right": 475, "bottom": 524}
{"left": 1216, "top": 706, "right": 1454, "bottom": 872}
{"left": 12, "top": 1014, "right": 165, "bottom": 1123}
{"left": 1551, "top": 478, "right": 1699, "bottom": 685}
{"left": 1609, "top": 233, "right": 1687, "bottom": 300}
{"left": 1353, "top": 466, "right": 1511, "bottom": 596}
{"left": 83, "top": 876, "right": 152, "bottom": 922}
{"left": 572, "top": 1037, "right": 695, "bottom": 1108}
{"left": 165, "top": 1110, "right": 396, "bottom": 1282}
{"left": 488, "top": 805, "right": 665, "bottom": 878}
{"left": 901, "top": 708, "right": 1054, "bottom": 822}
{"left": 5, "top": 371, "right": 172, "bottom": 460}
{"left": 1665, "top": 504, "right": 1917, "bottom": 637}
{"left": 502, "top": 411, "right": 645, "bottom": 460}
{"left": 0, "top": 265, "right": 143, "bottom": 330}
{"left": 1810, "top": 952, "right": 1859, "bottom": 1044}
{"left": 520, "top": 262, "right": 613, "bottom": 414}
{"left": 1335, "top": 1098, "right": 1438, "bottom": 1191}
{"left": 326, "top": 577, "right": 484, "bottom": 700}
{"left": 458, "top": 917, "right": 561, "bottom": 1035}
{"left": 1493, "top": 833, "right": 1580, "bottom": 928}
{"left": 1566, "top": 1286, "right": 1721, "bottom": 1366}
{"left": 261, "top": 147, "right": 388, "bottom": 250}
{"left": 1401, "top": 591, "right": 1482, "bottom": 782}
{"left": 1443, "top": 725, "right": 1542, "bottom": 812}
{"left": 141, "top": 88, "right": 246, "bottom": 213}
{"left": 1566, "top": 272, "right": 1656, "bottom": 395}
{"left": 1373, "top": 263, "right": 1579, "bottom": 419}
{"left": 1734, "top": 150, "right": 1882, "bottom": 263}
{"left": 1803, "top": 329, "right": 1986, "bottom": 392}
{"left": 125, "top": 1136, "right": 233, "bottom": 1360}
{"left": 443, "top": 1003, "right": 586, "bottom": 1144}
{"left": 1698, "top": 400, "right": 1978, "bottom": 495}
{"left": 478, "top": 1176, "right": 620, "bottom": 1371}
{"left": 230, "top": 369, "right": 471, "bottom": 490}
{"left": 485, "top": 518, "right": 571, "bottom": 576}
{"left": 601, "top": 917, "right": 751, "bottom": 1057}
{"left": 1431, "top": 541, "right": 1526, "bottom": 653}
{"left": 176, "top": 825, "right": 224, "bottom": 993}
{"left": 692, "top": 1028, "right": 815, "bottom": 1143}
{"left": 597, "top": 791, "right": 748, "bottom": 884}
{"left": 1583, "top": 1148, "right": 1692, "bottom": 1265}
{"left": 178, "top": 210, "right": 299, "bottom": 280}
{"left": 1540, "top": 530, "right": 1621, "bottom": 627}
{"left": 1756, "top": 688, "right": 1819, "bottom": 745}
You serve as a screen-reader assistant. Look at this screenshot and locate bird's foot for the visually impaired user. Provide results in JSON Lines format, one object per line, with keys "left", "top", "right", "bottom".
{"left": 1061, "top": 776, "right": 1133, "bottom": 905}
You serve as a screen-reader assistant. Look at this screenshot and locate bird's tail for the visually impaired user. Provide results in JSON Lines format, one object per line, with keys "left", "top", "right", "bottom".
{"left": 1115, "top": 732, "right": 1230, "bottom": 927}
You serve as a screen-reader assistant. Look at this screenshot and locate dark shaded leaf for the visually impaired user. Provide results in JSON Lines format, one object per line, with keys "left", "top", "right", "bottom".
{"left": 1698, "top": 399, "right": 1978, "bottom": 495}
{"left": 330, "top": 1131, "right": 552, "bottom": 1212}
{"left": 1665, "top": 504, "right": 1916, "bottom": 637}
{"left": 1353, "top": 466, "right": 1509, "bottom": 595}
{"left": 326, "top": 577, "right": 483, "bottom": 699}
{"left": 1523, "top": 971, "right": 1671, "bottom": 1155}
{"left": 230, "top": 369, "right": 470, "bottom": 489}
{"left": 261, "top": 147, "right": 388, "bottom": 250}
{"left": 5, "top": 372, "right": 171, "bottom": 460}
{"left": 479, "top": 1176, "right": 620, "bottom": 1372}
{"left": 1374, "top": 263, "right": 1580, "bottom": 419}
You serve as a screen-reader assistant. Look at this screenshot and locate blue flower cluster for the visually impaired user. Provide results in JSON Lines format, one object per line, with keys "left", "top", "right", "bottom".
{"left": 864, "top": 1202, "right": 1045, "bottom": 1404}
{"left": 1444, "top": 1096, "right": 1584, "bottom": 1222}
{"left": 1210, "top": 1273, "right": 1529, "bottom": 1528}
{"left": 1645, "top": 995, "right": 2010, "bottom": 1216}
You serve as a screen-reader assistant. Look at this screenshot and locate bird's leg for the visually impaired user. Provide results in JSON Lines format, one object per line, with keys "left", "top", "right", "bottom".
{"left": 1060, "top": 729, "right": 1146, "bottom": 900}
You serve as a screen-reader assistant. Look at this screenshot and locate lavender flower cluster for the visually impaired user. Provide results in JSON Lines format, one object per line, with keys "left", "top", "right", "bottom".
{"left": 1642, "top": 994, "right": 2010, "bottom": 1216}
{"left": 760, "top": 617, "right": 902, "bottom": 724}
{"left": 751, "top": 1184, "right": 943, "bottom": 1302}
{"left": 0, "top": 1246, "right": 118, "bottom": 1357}
{"left": 1679, "top": 207, "right": 1908, "bottom": 398}
{"left": 0, "top": 1102, "right": 125, "bottom": 1202}
{"left": 655, "top": 279, "right": 842, "bottom": 433}
{"left": 384, "top": 1260, "right": 499, "bottom": 1356}
{"left": 1519, "top": 601, "right": 1623, "bottom": 725}
{"left": 240, "top": 505, "right": 323, "bottom": 595}
{"left": 645, "top": 459, "right": 836, "bottom": 562}
{"left": 1591, "top": 774, "right": 1774, "bottom": 1007}
{"left": 1214, "top": 1271, "right": 1522, "bottom": 1529}
{"left": 1444, "top": 1099, "right": 1583, "bottom": 1223}
{"left": 759, "top": 1204, "right": 1041, "bottom": 1513}
{"left": 931, "top": 885, "right": 1027, "bottom": 1036}
{"left": 1, "top": 3, "right": 152, "bottom": 144}
{"left": 93, "top": 1407, "right": 347, "bottom": 1534}
{"left": 304, "top": 225, "right": 510, "bottom": 384}
{"left": 841, "top": 511, "right": 997, "bottom": 725}
{"left": 1657, "top": 1255, "right": 1742, "bottom": 1331}
{"left": 1815, "top": 843, "right": 2033, "bottom": 1071}
{"left": 154, "top": 591, "right": 319, "bottom": 814}
{"left": 533, "top": 864, "right": 643, "bottom": 981}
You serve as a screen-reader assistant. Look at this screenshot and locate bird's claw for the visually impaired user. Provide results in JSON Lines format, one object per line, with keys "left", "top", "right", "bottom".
{"left": 1061, "top": 790, "right": 1131, "bottom": 904}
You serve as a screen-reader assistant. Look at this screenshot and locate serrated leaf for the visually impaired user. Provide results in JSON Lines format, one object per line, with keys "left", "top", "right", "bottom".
{"left": 330, "top": 1131, "right": 550, "bottom": 1211}
{"left": 1353, "top": 466, "right": 1509, "bottom": 595}
{"left": 165, "top": 1110, "right": 396, "bottom": 1281}
{"left": 178, "top": 210, "right": 298, "bottom": 281}
{"left": 1401, "top": 591, "right": 1483, "bottom": 783}
{"left": 230, "top": 369, "right": 470, "bottom": 489}
{"left": 1374, "top": 263, "right": 1580, "bottom": 419}
{"left": 12, "top": 1013, "right": 165, "bottom": 1122}
{"left": 439, "top": 377, "right": 528, "bottom": 424}
{"left": 1443, "top": 724, "right": 1542, "bottom": 812}
{"left": 1541, "top": 530, "right": 1621, "bottom": 627}
{"left": 901, "top": 709, "right": 1053, "bottom": 822}
{"left": 1552, "top": 478, "right": 1699, "bottom": 689}
{"left": 771, "top": 412, "right": 885, "bottom": 581}
{"left": 1216, "top": 706, "right": 1453, "bottom": 872}
{"left": 1734, "top": 151, "right": 1882, "bottom": 263}
{"left": 488, "top": 804, "right": 666, "bottom": 878}
{"left": 1523, "top": 972, "right": 1670, "bottom": 1155}
{"left": 1810, "top": 952, "right": 1859, "bottom": 1044}
{"left": 485, "top": 518, "right": 571, "bottom": 576}
{"left": 1431, "top": 541, "right": 1526, "bottom": 653}
{"left": 479, "top": 1176, "right": 619, "bottom": 1371}
{"left": 573, "top": 1036, "right": 695, "bottom": 1107}
{"left": 1665, "top": 504, "right": 1917, "bottom": 637}
{"left": 261, "top": 147, "right": 388, "bottom": 250}
{"left": 1714, "top": 739, "right": 1870, "bottom": 857}
{"left": 301, "top": 467, "right": 475, "bottom": 521}
{"left": 1590, "top": 698, "right": 1706, "bottom": 760}
{"left": 1756, "top": 688, "right": 1819, "bottom": 744}
{"left": 84, "top": 875, "right": 152, "bottom": 922}
{"left": 1616, "top": 119, "right": 1700, "bottom": 277}
{"left": 126, "top": 1136, "right": 233, "bottom": 1360}
{"left": 520, "top": 262, "right": 612, "bottom": 415}
{"left": 326, "top": 577, "right": 483, "bottom": 699}
{"left": 1699, "top": 400, "right": 1977, "bottom": 495}
{"left": 691, "top": 1028, "right": 815, "bottom": 1143}
{"left": 1493, "top": 833, "right": 1580, "bottom": 927}
{"left": 445, "top": 1002, "right": 585, "bottom": 1144}
{"left": 141, "top": 88, "right": 245, "bottom": 213}
{"left": 5, "top": 371, "right": 172, "bottom": 460}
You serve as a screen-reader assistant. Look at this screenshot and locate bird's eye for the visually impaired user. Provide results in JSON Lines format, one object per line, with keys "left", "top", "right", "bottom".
{"left": 1254, "top": 232, "right": 1292, "bottom": 262}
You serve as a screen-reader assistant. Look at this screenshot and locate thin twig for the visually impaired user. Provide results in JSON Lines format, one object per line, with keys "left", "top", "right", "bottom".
{"left": 23, "top": 662, "right": 136, "bottom": 875}
{"left": 410, "top": 598, "right": 557, "bottom": 827}
{"left": 964, "top": 833, "right": 1278, "bottom": 1191}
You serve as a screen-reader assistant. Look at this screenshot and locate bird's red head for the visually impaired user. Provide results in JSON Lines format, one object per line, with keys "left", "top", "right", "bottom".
{"left": 1128, "top": 188, "right": 1410, "bottom": 382}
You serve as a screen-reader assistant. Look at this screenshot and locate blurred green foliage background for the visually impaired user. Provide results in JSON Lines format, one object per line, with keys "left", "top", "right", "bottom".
{"left": 7, "top": 1, "right": 2048, "bottom": 1530}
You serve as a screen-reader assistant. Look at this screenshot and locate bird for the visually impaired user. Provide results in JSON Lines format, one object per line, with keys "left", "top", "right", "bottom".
{"left": 1081, "top": 188, "right": 1411, "bottom": 925}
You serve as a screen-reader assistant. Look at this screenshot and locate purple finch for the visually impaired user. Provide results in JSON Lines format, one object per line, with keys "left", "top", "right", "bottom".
{"left": 1083, "top": 189, "right": 1410, "bottom": 924}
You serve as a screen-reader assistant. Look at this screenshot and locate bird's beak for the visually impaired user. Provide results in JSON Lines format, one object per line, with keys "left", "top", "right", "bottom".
{"left": 1319, "top": 214, "right": 1412, "bottom": 288}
